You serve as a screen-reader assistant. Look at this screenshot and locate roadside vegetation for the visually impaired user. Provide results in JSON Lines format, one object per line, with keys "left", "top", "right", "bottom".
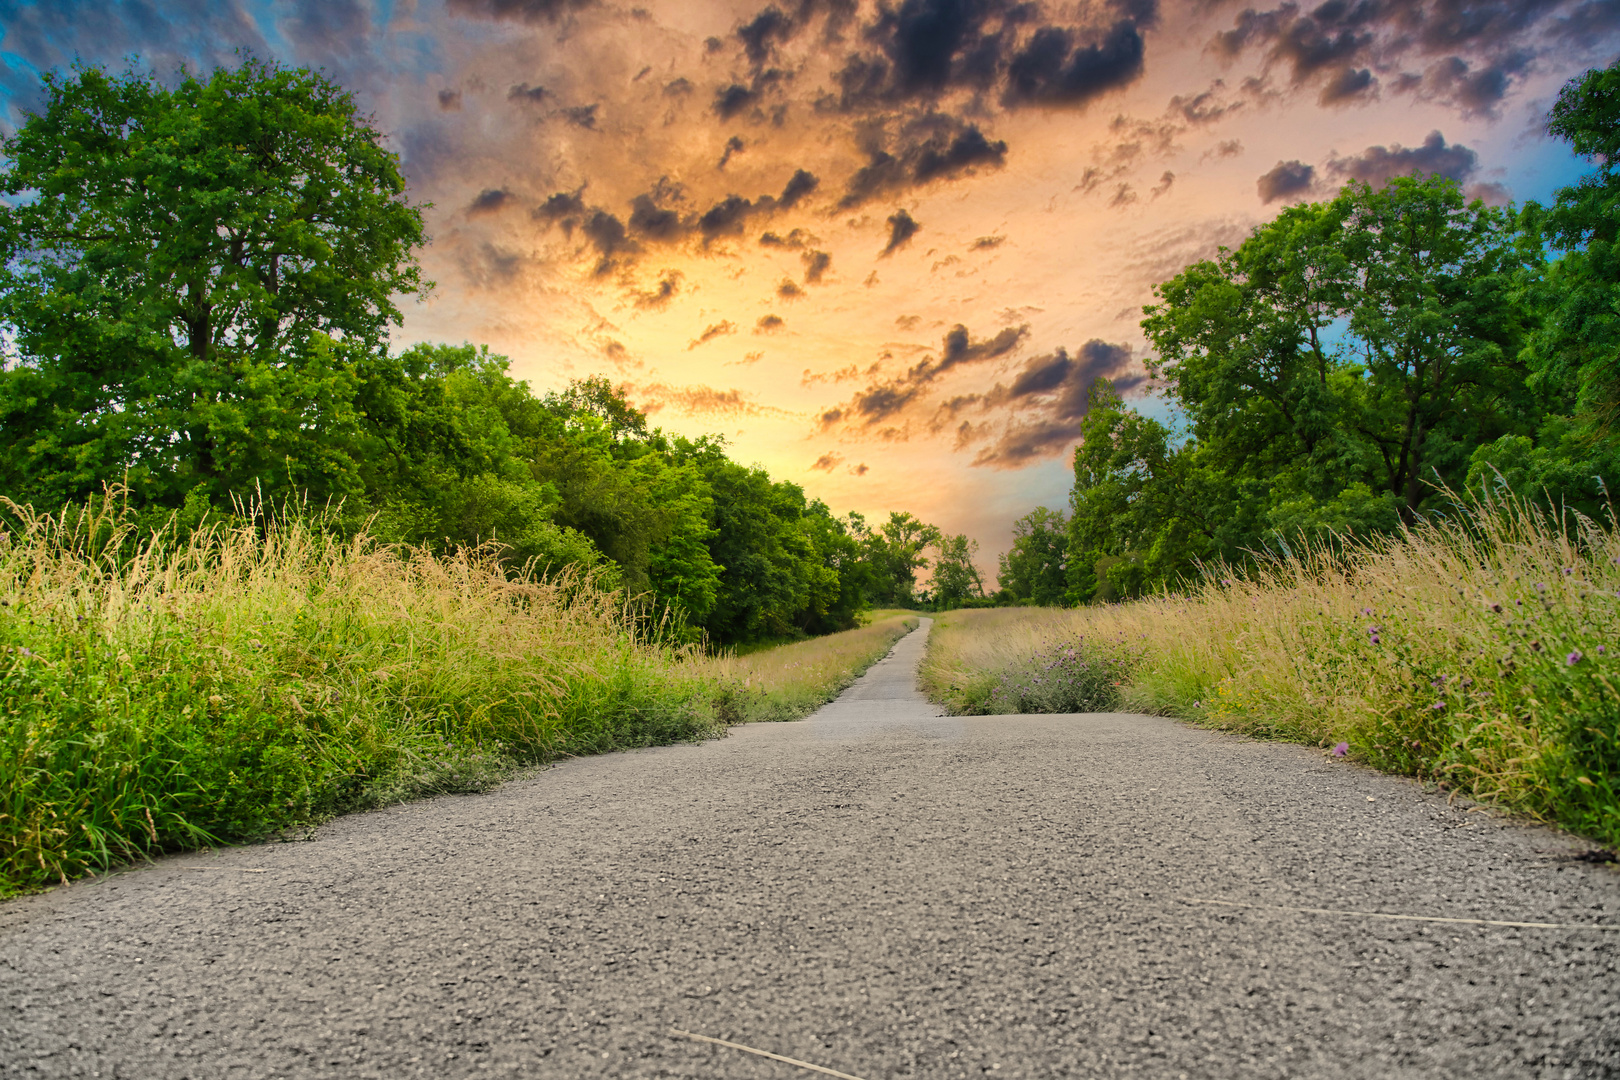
{"left": 0, "top": 499, "right": 917, "bottom": 897}
{"left": 923, "top": 494, "right": 1620, "bottom": 848}
{"left": 706, "top": 610, "right": 919, "bottom": 723}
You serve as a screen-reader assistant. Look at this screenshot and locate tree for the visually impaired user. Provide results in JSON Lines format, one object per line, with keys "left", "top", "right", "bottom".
{"left": 862, "top": 511, "right": 942, "bottom": 605}
{"left": 997, "top": 506, "right": 1069, "bottom": 605}
{"left": 0, "top": 59, "right": 428, "bottom": 509}
{"left": 1525, "top": 58, "right": 1620, "bottom": 443}
{"left": 930, "top": 533, "right": 984, "bottom": 609}
{"left": 1142, "top": 174, "right": 1536, "bottom": 543}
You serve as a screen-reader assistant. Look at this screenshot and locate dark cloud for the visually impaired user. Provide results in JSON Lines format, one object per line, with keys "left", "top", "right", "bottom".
{"left": 778, "top": 168, "right": 821, "bottom": 208}
{"left": 627, "top": 194, "right": 683, "bottom": 241}
{"left": 971, "top": 235, "right": 1005, "bottom": 250}
{"left": 1169, "top": 85, "right": 1237, "bottom": 124}
{"left": 447, "top": 0, "right": 595, "bottom": 23}
{"left": 664, "top": 77, "right": 694, "bottom": 96}
{"left": 1327, "top": 130, "right": 1477, "bottom": 186}
{"left": 535, "top": 191, "right": 587, "bottom": 225}
{"left": 819, "top": 0, "right": 1149, "bottom": 114}
{"left": 881, "top": 209, "right": 921, "bottom": 256}
{"left": 809, "top": 452, "right": 843, "bottom": 471}
{"left": 838, "top": 116, "right": 1007, "bottom": 207}
{"left": 802, "top": 249, "right": 832, "bottom": 283}
{"left": 633, "top": 270, "right": 682, "bottom": 309}
{"left": 689, "top": 320, "right": 737, "bottom": 349}
{"left": 760, "top": 228, "right": 814, "bottom": 249}
{"left": 438, "top": 89, "right": 463, "bottom": 111}
{"left": 777, "top": 278, "right": 807, "bottom": 299}
{"left": 830, "top": 322, "right": 1029, "bottom": 428}
{"left": 851, "top": 463, "right": 870, "bottom": 475}
{"left": 1205, "top": 138, "right": 1244, "bottom": 160}
{"left": 1318, "top": 66, "right": 1375, "bottom": 105}
{"left": 715, "top": 83, "right": 761, "bottom": 119}
{"left": 1003, "top": 21, "right": 1147, "bottom": 106}
{"left": 562, "top": 104, "right": 599, "bottom": 128}
{"left": 956, "top": 340, "right": 1144, "bottom": 467}
{"left": 1207, "top": 1, "right": 1576, "bottom": 117}
{"left": 698, "top": 194, "right": 758, "bottom": 239}
{"left": 582, "top": 209, "right": 637, "bottom": 275}
{"left": 1405, "top": 54, "right": 1528, "bottom": 115}
{"left": 738, "top": 5, "right": 796, "bottom": 66}
{"left": 756, "top": 314, "right": 786, "bottom": 333}
{"left": 1257, "top": 159, "right": 1316, "bottom": 203}
{"left": 467, "top": 188, "right": 513, "bottom": 216}
{"left": 719, "top": 135, "right": 746, "bottom": 169}
{"left": 913, "top": 126, "right": 1009, "bottom": 181}
{"left": 509, "top": 83, "right": 547, "bottom": 104}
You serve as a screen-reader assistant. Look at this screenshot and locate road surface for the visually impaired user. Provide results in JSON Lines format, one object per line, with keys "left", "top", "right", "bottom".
{"left": 2, "top": 618, "right": 1617, "bottom": 1078}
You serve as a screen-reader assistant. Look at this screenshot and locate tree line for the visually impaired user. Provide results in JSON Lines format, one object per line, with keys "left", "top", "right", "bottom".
{"left": 995, "top": 59, "right": 1620, "bottom": 606}
{"left": 0, "top": 60, "right": 994, "bottom": 644}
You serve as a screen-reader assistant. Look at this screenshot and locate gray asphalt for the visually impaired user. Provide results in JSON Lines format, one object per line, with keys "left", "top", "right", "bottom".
{"left": 3, "top": 618, "right": 1618, "bottom": 1079}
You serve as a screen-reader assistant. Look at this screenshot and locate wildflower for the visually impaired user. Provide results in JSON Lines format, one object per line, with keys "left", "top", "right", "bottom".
{"left": 18, "top": 646, "right": 33, "bottom": 657}
{"left": 1530, "top": 640, "right": 1543, "bottom": 652}
{"left": 1535, "top": 582, "right": 1547, "bottom": 592}
{"left": 1598, "top": 645, "right": 1607, "bottom": 655}
{"left": 1369, "top": 631, "right": 1381, "bottom": 645}
{"left": 1430, "top": 701, "right": 1445, "bottom": 710}
{"left": 1331, "top": 742, "right": 1349, "bottom": 757}
{"left": 1564, "top": 568, "right": 1574, "bottom": 576}
{"left": 1488, "top": 602, "right": 1502, "bottom": 613}
{"left": 1566, "top": 650, "right": 1583, "bottom": 666}
{"left": 1362, "top": 607, "right": 1373, "bottom": 616}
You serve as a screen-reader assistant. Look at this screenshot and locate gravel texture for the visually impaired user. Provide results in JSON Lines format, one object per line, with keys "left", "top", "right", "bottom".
{"left": 3, "top": 617, "right": 1618, "bottom": 1079}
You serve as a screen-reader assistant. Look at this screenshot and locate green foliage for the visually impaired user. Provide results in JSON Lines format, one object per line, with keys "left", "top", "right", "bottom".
{"left": 0, "top": 501, "right": 720, "bottom": 894}
{"left": 861, "top": 511, "right": 943, "bottom": 606}
{"left": 1527, "top": 58, "right": 1620, "bottom": 442}
{"left": 930, "top": 533, "right": 985, "bottom": 609}
{"left": 997, "top": 506, "right": 1069, "bottom": 606}
{"left": 0, "top": 59, "right": 428, "bottom": 511}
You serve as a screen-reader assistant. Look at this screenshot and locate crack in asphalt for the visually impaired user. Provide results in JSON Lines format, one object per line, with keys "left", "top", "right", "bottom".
{"left": 2, "top": 616, "right": 1618, "bottom": 1078}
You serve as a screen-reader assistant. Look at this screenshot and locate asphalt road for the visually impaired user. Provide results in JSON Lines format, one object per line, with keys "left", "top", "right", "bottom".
{"left": 3, "top": 618, "right": 1618, "bottom": 1079}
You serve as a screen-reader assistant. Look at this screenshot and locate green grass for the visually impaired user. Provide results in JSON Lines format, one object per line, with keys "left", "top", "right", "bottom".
{"left": 0, "top": 501, "right": 921, "bottom": 897}
{"left": 921, "top": 495, "right": 1620, "bottom": 848}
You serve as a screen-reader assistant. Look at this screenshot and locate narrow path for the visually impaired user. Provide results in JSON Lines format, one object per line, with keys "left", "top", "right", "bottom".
{"left": 3, "top": 618, "right": 1617, "bottom": 1078}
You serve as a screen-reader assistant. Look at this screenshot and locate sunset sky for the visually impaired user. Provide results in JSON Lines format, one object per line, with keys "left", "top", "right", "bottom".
{"left": 2, "top": 0, "right": 1617, "bottom": 572}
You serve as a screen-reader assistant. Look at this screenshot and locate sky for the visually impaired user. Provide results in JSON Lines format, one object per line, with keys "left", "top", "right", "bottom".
{"left": 1, "top": 0, "right": 1617, "bottom": 574}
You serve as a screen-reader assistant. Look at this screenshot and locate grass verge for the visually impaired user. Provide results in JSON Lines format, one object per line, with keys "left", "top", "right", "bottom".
{"left": 0, "top": 501, "right": 920, "bottom": 897}
{"left": 705, "top": 609, "right": 919, "bottom": 722}
{"left": 920, "top": 497, "right": 1620, "bottom": 848}
{"left": 0, "top": 500, "right": 727, "bottom": 897}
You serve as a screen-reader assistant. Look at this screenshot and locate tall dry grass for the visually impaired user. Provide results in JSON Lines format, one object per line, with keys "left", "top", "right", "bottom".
{"left": 0, "top": 498, "right": 720, "bottom": 894}
{"left": 705, "top": 609, "right": 919, "bottom": 722}
{"left": 922, "top": 497, "right": 1620, "bottom": 846}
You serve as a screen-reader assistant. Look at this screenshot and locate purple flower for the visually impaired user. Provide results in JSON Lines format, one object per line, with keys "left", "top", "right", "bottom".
{"left": 1567, "top": 650, "right": 1583, "bottom": 666}
{"left": 1369, "top": 632, "right": 1381, "bottom": 645}
{"left": 1331, "top": 742, "right": 1349, "bottom": 758}
{"left": 1598, "top": 645, "right": 1608, "bottom": 655}
{"left": 1362, "top": 607, "right": 1373, "bottom": 616}
{"left": 1430, "top": 701, "right": 1445, "bottom": 710}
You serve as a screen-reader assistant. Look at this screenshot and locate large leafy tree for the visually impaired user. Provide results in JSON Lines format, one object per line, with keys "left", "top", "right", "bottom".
{"left": 1524, "top": 58, "right": 1620, "bottom": 443}
{"left": 0, "top": 59, "right": 427, "bottom": 507}
{"left": 1142, "top": 175, "right": 1536, "bottom": 535}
